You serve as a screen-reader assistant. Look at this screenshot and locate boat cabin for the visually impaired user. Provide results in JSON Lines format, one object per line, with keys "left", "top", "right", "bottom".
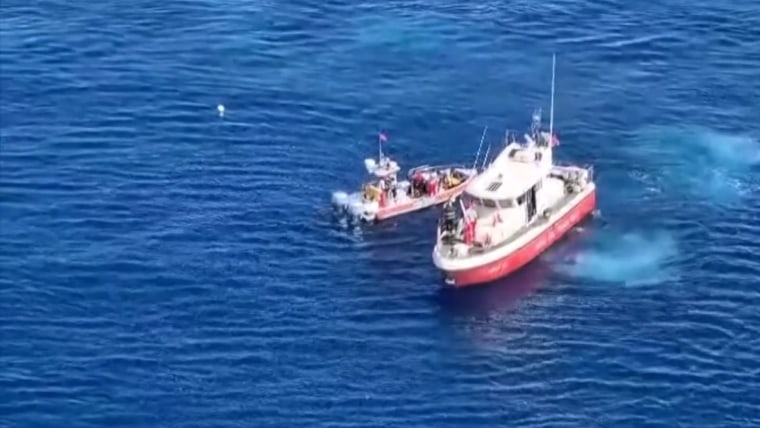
{"left": 365, "top": 156, "right": 400, "bottom": 179}
{"left": 361, "top": 156, "right": 401, "bottom": 203}
{"left": 456, "top": 141, "right": 559, "bottom": 245}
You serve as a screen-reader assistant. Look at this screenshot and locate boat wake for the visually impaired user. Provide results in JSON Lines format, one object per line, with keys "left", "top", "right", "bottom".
{"left": 331, "top": 190, "right": 350, "bottom": 210}
{"left": 555, "top": 229, "right": 680, "bottom": 287}
{"left": 625, "top": 126, "right": 760, "bottom": 203}
{"left": 330, "top": 191, "right": 359, "bottom": 230}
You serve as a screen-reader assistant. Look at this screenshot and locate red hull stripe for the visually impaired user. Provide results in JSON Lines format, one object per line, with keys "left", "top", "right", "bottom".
{"left": 442, "top": 189, "right": 597, "bottom": 287}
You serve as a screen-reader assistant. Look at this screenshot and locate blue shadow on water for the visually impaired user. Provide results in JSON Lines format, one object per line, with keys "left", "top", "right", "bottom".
{"left": 435, "top": 261, "right": 549, "bottom": 317}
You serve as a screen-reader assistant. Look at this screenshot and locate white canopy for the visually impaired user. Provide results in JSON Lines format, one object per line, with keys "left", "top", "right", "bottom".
{"left": 466, "top": 143, "right": 551, "bottom": 200}
{"left": 364, "top": 157, "right": 400, "bottom": 178}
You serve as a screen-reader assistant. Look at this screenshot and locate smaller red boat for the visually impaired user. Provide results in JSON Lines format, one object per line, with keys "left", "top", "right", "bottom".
{"left": 332, "top": 146, "right": 477, "bottom": 223}
{"left": 431, "top": 55, "right": 597, "bottom": 287}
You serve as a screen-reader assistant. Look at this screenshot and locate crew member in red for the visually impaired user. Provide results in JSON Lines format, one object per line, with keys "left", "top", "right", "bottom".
{"left": 427, "top": 175, "right": 437, "bottom": 196}
{"left": 412, "top": 172, "right": 424, "bottom": 197}
{"left": 462, "top": 201, "right": 478, "bottom": 245}
{"left": 378, "top": 179, "right": 387, "bottom": 207}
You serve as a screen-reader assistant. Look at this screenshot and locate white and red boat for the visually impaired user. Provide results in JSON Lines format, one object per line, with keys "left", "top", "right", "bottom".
{"left": 432, "top": 55, "right": 597, "bottom": 287}
{"left": 332, "top": 135, "right": 477, "bottom": 223}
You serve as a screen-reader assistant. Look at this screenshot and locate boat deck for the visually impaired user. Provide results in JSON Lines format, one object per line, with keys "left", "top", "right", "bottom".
{"left": 437, "top": 189, "right": 582, "bottom": 260}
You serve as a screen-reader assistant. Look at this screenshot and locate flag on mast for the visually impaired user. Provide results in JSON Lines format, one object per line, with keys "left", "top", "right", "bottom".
{"left": 378, "top": 132, "right": 388, "bottom": 142}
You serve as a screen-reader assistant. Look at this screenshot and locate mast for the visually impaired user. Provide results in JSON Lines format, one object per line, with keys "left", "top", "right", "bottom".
{"left": 472, "top": 125, "right": 488, "bottom": 169}
{"left": 549, "top": 53, "right": 556, "bottom": 139}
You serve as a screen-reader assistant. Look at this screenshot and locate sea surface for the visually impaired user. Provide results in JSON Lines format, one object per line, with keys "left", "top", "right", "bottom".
{"left": 2, "top": 1, "right": 760, "bottom": 427}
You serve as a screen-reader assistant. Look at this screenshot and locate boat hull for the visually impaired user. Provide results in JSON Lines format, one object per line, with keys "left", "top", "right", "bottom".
{"left": 375, "top": 179, "right": 473, "bottom": 221}
{"left": 435, "top": 187, "right": 596, "bottom": 287}
{"left": 332, "top": 167, "right": 476, "bottom": 223}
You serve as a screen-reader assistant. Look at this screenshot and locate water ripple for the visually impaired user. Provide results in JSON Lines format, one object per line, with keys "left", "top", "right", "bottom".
{"left": 2, "top": 0, "right": 760, "bottom": 427}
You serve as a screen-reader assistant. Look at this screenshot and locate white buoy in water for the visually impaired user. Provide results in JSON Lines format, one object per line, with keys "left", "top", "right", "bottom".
{"left": 217, "top": 104, "right": 225, "bottom": 117}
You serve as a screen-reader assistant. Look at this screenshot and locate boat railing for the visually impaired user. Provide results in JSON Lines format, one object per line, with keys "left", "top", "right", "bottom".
{"left": 407, "top": 163, "right": 473, "bottom": 178}
{"left": 551, "top": 162, "right": 595, "bottom": 182}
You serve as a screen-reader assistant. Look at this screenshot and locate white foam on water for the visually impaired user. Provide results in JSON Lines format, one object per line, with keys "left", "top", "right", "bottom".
{"left": 626, "top": 126, "right": 760, "bottom": 202}
{"left": 698, "top": 130, "right": 760, "bottom": 166}
{"left": 556, "top": 230, "right": 680, "bottom": 287}
{"left": 331, "top": 191, "right": 349, "bottom": 207}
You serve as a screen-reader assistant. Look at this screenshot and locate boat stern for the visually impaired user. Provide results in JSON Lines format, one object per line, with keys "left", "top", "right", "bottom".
{"left": 431, "top": 237, "right": 486, "bottom": 287}
{"left": 331, "top": 190, "right": 379, "bottom": 222}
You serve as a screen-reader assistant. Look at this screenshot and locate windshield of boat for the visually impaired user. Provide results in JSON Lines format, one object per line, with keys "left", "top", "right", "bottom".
{"left": 462, "top": 192, "right": 515, "bottom": 216}
{"left": 461, "top": 193, "right": 493, "bottom": 217}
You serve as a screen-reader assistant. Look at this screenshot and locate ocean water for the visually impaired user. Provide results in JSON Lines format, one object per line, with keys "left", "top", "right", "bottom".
{"left": 2, "top": 0, "right": 760, "bottom": 427}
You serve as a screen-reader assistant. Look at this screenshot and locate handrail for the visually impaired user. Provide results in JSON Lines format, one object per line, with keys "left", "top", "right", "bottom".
{"left": 552, "top": 161, "right": 595, "bottom": 168}
{"left": 551, "top": 162, "right": 595, "bottom": 182}
{"left": 407, "top": 163, "right": 474, "bottom": 178}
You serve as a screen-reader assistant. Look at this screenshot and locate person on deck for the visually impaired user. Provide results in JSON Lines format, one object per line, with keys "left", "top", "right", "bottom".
{"left": 445, "top": 171, "right": 461, "bottom": 189}
{"left": 412, "top": 172, "right": 424, "bottom": 197}
{"left": 387, "top": 176, "right": 397, "bottom": 201}
{"left": 427, "top": 172, "right": 438, "bottom": 196}
{"left": 364, "top": 183, "right": 379, "bottom": 201}
{"left": 441, "top": 197, "right": 457, "bottom": 237}
{"left": 463, "top": 201, "right": 477, "bottom": 224}
{"left": 462, "top": 202, "right": 478, "bottom": 245}
{"left": 378, "top": 179, "right": 387, "bottom": 200}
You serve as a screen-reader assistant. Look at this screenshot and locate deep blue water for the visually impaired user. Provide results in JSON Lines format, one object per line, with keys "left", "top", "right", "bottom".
{"left": 2, "top": 1, "right": 760, "bottom": 427}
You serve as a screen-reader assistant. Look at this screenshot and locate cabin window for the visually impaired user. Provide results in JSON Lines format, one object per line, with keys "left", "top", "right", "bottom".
{"left": 482, "top": 199, "right": 497, "bottom": 209}
{"left": 498, "top": 199, "right": 513, "bottom": 208}
{"left": 535, "top": 152, "right": 543, "bottom": 161}
{"left": 461, "top": 193, "right": 480, "bottom": 208}
{"left": 516, "top": 194, "right": 525, "bottom": 205}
